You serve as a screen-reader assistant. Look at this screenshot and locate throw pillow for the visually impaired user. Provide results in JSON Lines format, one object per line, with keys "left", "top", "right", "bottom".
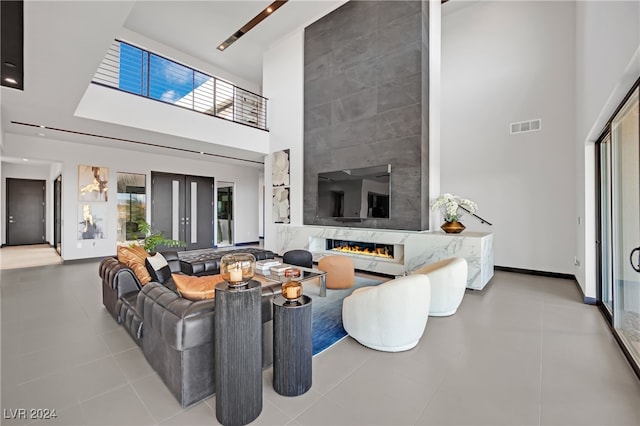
{"left": 172, "top": 273, "right": 225, "bottom": 301}
{"left": 145, "top": 252, "right": 172, "bottom": 283}
{"left": 117, "top": 245, "right": 152, "bottom": 285}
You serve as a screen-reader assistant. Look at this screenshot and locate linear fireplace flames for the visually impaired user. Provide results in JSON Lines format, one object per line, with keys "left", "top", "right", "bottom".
{"left": 326, "top": 239, "right": 394, "bottom": 259}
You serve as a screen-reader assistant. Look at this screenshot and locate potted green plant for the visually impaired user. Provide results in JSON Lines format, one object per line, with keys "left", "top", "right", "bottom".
{"left": 134, "top": 219, "right": 186, "bottom": 253}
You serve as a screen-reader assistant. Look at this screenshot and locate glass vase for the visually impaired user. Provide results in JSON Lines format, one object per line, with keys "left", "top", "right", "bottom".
{"left": 220, "top": 253, "right": 256, "bottom": 287}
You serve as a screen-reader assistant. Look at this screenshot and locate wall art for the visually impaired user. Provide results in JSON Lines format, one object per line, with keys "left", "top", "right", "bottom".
{"left": 273, "top": 187, "right": 290, "bottom": 224}
{"left": 272, "top": 149, "right": 290, "bottom": 187}
{"left": 78, "top": 203, "right": 106, "bottom": 240}
{"left": 79, "top": 165, "right": 109, "bottom": 202}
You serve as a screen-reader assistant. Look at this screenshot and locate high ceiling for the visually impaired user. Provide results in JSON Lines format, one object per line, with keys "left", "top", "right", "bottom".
{"left": 124, "top": 1, "right": 344, "bottom": 86}
{"left": 0, "top": 0, "right": 344, "bottom": 166}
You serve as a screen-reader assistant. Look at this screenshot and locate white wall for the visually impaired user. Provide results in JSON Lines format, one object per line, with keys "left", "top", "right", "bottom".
{"left": 428, "top": 0, "right": 442, "bottom": 230}
{"left": 2, "top": 134, "right": 261, "bottom": 260}
{"left": 441, "top": 1, "right": 577, "bottom": 274}
{"left": 258, "top": 172, "right": 264, "bottom": 238}
{"left": 263, "top": 30, "right": 306, "bottom": 253}
{"left": 75, "top": 84, "right": 269, "bottom": 155}
{"left": 575, "top": 0, "right": 640, "bottom": 298}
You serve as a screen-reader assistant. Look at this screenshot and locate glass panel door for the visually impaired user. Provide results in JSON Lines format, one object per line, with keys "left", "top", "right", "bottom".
{"left": 217, "top": 182, "right": 234, "bottom": 247}
{"left": 611, "top": 87, "right": 640, "bottom": 364}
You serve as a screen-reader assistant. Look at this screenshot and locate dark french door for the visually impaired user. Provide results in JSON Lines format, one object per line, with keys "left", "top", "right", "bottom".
{"left": 151, "top": 172, "right": 214, "bottom": 250}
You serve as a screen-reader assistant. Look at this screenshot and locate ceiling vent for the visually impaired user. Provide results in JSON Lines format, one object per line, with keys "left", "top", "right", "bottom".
{"left": 510, "top": 119, "right": 541, "bottom": 135}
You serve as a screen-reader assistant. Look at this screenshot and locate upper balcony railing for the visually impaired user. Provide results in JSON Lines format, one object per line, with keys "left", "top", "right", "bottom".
{"left": 92, "top": 40, "right": 268, "bottom": 131}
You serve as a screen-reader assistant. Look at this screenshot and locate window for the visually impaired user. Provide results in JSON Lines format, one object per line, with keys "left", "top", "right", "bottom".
{"left": 117, "top": 172, "right": 146, "bottom": 242}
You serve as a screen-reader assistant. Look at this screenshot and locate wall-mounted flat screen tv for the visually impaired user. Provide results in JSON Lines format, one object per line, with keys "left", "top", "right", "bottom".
{"left": 317, "top": 164, "right": 391, "bottom": 219}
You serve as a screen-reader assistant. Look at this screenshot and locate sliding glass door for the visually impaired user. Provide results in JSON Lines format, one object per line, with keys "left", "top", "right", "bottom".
{"left": 598, "top": 85, "right": 640, "bottom": 370}
{"left": 599, "top": 135, "right": 613, "bottom": 315}
{"left": 611, "top": 87, "right": 640, "bottom": 364}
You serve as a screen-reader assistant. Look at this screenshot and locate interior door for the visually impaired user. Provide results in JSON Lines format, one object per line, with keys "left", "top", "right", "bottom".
{"left": 6, "top": 178, "right": 46, "bottom": 245}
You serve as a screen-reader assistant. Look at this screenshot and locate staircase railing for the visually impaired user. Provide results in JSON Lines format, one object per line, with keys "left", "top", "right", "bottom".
{"left": 92, "top": 40, "right": 268, "bottom": 131}
{"left": 460, "top": 206, "right": 493, "bottom": 226}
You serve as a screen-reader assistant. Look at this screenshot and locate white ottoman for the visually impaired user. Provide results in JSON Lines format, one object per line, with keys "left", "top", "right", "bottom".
{"left": 342, "top": 275, "right": 431, "bottom": 352}
{"left": 412, "top": 257, "right": 468, "bottom": 316}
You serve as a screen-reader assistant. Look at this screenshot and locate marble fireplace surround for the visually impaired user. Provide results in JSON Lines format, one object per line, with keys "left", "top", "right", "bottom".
{"left": 276, "top": 225, "right": 494, "bottom": 290}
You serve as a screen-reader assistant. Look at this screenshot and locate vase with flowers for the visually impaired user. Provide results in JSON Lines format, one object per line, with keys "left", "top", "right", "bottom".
{"left": 430, "top": 193, "right": 478, "bottom": 233}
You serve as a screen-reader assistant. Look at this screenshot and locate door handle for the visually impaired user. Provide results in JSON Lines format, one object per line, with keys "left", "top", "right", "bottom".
{"left": 631, "top": 247, "right": 640, "bottom": 273}
{"left": 8, "top": 219, "right": 15, "bottom": 224}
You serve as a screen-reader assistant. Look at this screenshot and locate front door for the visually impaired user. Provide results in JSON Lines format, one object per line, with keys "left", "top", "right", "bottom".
{"left": 6, "top": 178, "right": 46, "bottom": 245}
{"left": 151, "top": 172, "right": 214, "bottom": 251}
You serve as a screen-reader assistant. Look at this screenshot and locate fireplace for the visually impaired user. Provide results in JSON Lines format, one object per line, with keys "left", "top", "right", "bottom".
{"left": 326, "top": 239, "right": 394, "bottom": 259}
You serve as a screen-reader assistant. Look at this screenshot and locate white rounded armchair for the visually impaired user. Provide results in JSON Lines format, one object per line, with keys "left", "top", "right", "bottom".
{"left": 342, "top": 275, "right": 431, "bottom": 352}
{"left": 411, "top": 257, "right": 468, "bottom": 316}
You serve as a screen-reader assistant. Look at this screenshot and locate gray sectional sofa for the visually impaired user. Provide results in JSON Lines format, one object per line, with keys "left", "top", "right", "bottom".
{"left": 98, "top": 248, "right": 280, "bottom": 407}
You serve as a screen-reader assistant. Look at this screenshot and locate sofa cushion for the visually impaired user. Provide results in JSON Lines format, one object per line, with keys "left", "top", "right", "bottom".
{"left": 145, "top": 252, "right": 172, "bottom": 283}
{"left": 172, "top": 273, "right": 225, "bottom": 301}
{"left": 115, "top": 291, "right": 143, "bottom": 345}
{"left": 117, "top": 245, "right": 152, "bottom": 285}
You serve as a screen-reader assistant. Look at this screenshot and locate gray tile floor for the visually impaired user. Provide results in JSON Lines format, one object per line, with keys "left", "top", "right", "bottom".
{"left": 1, "top": 260, "right": 640, "bottom": 425}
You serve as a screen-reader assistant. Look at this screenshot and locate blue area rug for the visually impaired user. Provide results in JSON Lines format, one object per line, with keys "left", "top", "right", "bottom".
{"left": 302, "top": 276, "right": 384, "bottom": 355}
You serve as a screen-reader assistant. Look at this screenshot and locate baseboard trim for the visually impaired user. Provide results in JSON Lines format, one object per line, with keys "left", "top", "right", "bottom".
{"left": 572, "top": 276, "right": 598, "bottom": 305}
{"left": 494, "top": 265, "right": 576, "bottom": 281}
{"left": 354, "top": 268, "right": 395, "bottom": 279}
{"left": 494, "top": 266, "right": 599, "bottom": 305}
{"left": 234, "top": 241, "right": 260, "bottom": 247}
{"left": 62, "top": 257, "right": 104, "bottom": 264}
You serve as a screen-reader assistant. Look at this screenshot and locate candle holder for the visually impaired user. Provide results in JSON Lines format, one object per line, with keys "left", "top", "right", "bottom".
{"left": 282, "top": 268, "right": 303, "bottom": 303}
{"left": 220, "top": 253, "right": 256, "bottom": 287}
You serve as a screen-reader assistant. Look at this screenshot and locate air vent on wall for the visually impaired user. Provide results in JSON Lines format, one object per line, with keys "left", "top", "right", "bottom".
{"left": 510, "top": 119, "right": 541, "bottom": 135}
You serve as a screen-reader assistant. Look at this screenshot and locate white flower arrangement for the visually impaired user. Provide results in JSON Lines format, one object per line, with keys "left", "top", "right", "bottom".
{"left": 430, "top": 193, "right": 478, "bottom": 223}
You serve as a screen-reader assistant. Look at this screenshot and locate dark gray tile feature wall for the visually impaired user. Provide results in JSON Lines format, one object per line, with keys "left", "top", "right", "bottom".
{"left": 303, "top": 0, "right": 430, "bottom": 231}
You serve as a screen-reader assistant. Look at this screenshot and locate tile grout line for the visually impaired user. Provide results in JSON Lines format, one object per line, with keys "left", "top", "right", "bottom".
{"left": 412, "top": 347, "right": 464, "bottom": 425}
{"left": 289, "top": 347, "right": 371, "bottom": 423}
{"left": 11, "top": 351, "right": 115, "bottom": 388}
{"left": 125, "top": 376, "right": 164, "bottom": 426}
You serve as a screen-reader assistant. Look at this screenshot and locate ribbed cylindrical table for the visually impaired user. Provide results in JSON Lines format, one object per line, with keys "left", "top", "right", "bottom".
{"left": 214, "top": 280, "right": 262, "bottom": 425}
{"left": 273, "top": 295, "right": 312, "bottom": 396}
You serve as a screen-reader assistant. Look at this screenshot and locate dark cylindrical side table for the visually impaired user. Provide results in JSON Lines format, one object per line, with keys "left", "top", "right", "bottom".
{"left": 215, "top": 280, "right": 262, "bottom": 426}
{"left": 273, "top": 295, "right": 312, "bottom": 396}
